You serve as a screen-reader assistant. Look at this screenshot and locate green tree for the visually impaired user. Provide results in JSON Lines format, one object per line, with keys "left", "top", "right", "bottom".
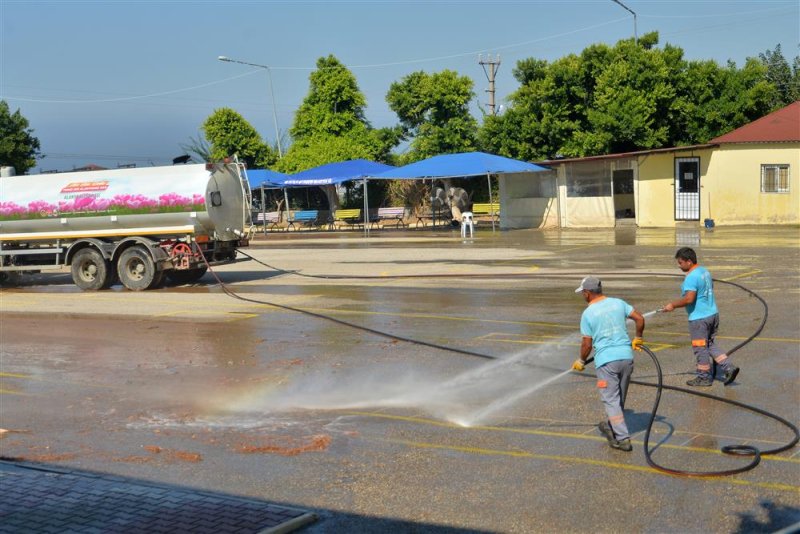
{"left": 202, "top": 108, "right": 276, "bottom": 169}
{"left": 279, "top": 55, "right": 398, "bottom": 173}
{"left": 758, "top": 44, "right": 800, "bottom": 107}
{"left": 479, "top": 53, "right": 588, "bottom": 160}
{"left": 572, "top": 37, "right": 682, "bottom": 154}
{"left": 479, "top": 32, "right": 783, "bottom": 159}
{"left": 277, "top": 55, "right": 399, "bottom": 209}
{"left": 678, "top": 58, "right": 777, "bottom": 143}
{"left": 387, "top": 69, "right": 478, "bottom": 163}
{"left": 0, "top": 100, "right": 41, "bottom": 174}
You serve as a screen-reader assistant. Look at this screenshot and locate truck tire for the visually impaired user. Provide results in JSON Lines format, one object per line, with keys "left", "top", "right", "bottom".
{"left": 71, "top": 248, "right": 110, "bottom": 290}
{"left": 166, "top": 266, "right": 208, "bottom": 286}
{"left": 117, "top": 245, "right": 159, "bottom": 291}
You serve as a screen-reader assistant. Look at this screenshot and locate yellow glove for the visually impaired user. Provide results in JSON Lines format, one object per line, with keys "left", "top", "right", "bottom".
{"left": 632, "top": 337, "right": 644, "bottom": 351}
{"left": 572, "top": 359, "right": 585, "bottom": 372}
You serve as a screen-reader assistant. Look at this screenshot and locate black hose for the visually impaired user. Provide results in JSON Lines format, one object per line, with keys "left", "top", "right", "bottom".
{"left": 199, "top": 247, "right": 497, "bottom": 360}
{"left": 213, "top": 249, "right": 798, "bottom": 476}
{"left": 582, "top": 274, "right": 797, "bottom": 477}
{"left": 637, "top": 346, "right": 762, "bottom": 477}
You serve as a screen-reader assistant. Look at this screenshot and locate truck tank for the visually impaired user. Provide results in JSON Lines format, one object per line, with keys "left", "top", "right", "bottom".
{"left": 0, "top": 163, "right": 248, "bottom": 241}
{"left": 0, "top": 163, "right": 252, "bottom": 290}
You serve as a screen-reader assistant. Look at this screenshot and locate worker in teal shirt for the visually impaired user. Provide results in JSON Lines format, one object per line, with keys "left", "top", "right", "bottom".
{"left": 663, "top": 247, "right": 739, "bottom": 387}
{"left": 572, "top": 276, "right": 645, "bottom": 452}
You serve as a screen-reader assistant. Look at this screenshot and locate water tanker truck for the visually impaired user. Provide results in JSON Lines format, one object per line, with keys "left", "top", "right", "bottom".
{"left": 0, "top": 162, "right": 253, "bottom": 290}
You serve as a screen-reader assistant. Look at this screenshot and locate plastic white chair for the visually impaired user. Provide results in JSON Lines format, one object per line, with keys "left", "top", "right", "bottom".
{"left": 461, "top": 211, "right": 474, "bottom": 238}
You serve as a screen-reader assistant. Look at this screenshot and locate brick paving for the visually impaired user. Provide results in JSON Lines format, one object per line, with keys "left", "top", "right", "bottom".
{"left": 0, "top": 461, "right": 316, "bottom": 533}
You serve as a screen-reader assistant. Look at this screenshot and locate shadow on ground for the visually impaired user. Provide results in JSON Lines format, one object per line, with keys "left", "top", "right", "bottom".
{"left": 732, "top": 500, "right": 800, "bottom": 533}
{"left": 0, "top": 460, "right": 491, "bottom": 533}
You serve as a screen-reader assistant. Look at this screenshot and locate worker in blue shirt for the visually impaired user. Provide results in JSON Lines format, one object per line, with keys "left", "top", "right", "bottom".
{"left": 572, "top": 276, "right": 645, "bottom": 452}
{"left": 663, "top": 247, "right": 739, "bottom": 387}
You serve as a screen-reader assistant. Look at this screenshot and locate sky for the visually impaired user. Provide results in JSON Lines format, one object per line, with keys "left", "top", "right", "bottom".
{"left": 1, "top": 0, "right": 798, "bottom": 174}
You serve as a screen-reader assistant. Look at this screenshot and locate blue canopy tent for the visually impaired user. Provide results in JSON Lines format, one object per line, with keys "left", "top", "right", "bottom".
{"left": 283, "top": 159, "right": 393, "bottom": 186}
{"left": 282, "top": 159, "right": 395, "bottom": 234}
{"left": 246, "top": 168, "right": 289, "bottom": 189}
{"left": 244, "top": 169, "right": 290, "bottom": 235}
{"left": 373, "top": 151, "right": 550, "bottom": 231}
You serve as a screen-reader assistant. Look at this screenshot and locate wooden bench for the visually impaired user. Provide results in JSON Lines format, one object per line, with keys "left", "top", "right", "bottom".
{"left": 369, "top": 207, "right": 407, "bottom": 228}
{"left": 287, "top": 210, "right": 320, "bottom": 231}
{"left": 330, "top": 208, "right": 363, "bottom": 230}
{"left": 471, "top": 202, "right": 500, "bottom": 223}
{"left": 415, "top": 206, "right": 452, "bottom": 228}
{"left": 253, "top": 211, "right": 281, "bottom": 231}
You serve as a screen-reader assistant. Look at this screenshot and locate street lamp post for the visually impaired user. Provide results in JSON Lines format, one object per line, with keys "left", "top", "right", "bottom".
{"left": 218, "top": 55, "right": 282, "bottom": 158}
{"left": 610, "top": 0, "right": 638, "bottom": 45}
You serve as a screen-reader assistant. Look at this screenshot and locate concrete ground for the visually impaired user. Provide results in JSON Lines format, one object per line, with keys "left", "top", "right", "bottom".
{"left": 1, "top": 225, "right": 798, "bottom": 533}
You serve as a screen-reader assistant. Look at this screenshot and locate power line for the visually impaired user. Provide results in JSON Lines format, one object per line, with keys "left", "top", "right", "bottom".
{"left": 3, "top": 16, "right": 629, "bottom": 105}
{"left": 3, "top": 4, "right": 794, "bottom": 107}
{"left": 4, "top": 70, "right": 258, "bottom": 104}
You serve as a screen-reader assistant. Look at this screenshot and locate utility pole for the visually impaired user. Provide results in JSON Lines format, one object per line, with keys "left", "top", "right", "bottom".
{"left": 611, "top": 0, "right": 638, "bottom": 45}
{"left": 479, "top": 54, "right": 501, "bottom": 116}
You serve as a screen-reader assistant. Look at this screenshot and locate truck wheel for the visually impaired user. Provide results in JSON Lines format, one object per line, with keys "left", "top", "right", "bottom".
{"left": 71, "top": 248, "right": 110, "bottom": 290}
{"left": 117, "top": 245, "right": 158, "bottom": 291}
{"left": 166, "top": 266, "right": 208, "bottom": 286}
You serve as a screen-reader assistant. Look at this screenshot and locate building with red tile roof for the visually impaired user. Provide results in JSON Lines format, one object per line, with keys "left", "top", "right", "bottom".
{"left": 711, "top": 101, "right": 799, "bottom": 144}
{"left": 499, "top": 102, "right": 799, "bottom": 228}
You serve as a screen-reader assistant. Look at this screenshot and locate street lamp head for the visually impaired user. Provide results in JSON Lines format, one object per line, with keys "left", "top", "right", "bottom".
{"left": 217, "top": 54, "right": 282, "bottom": 158}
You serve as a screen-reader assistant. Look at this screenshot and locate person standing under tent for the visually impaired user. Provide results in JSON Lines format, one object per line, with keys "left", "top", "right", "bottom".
{"left": 572, "top": 276, "right": 646, "bottom": 452}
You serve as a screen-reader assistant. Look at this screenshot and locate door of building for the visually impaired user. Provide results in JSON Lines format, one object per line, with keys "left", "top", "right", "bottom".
{"left": 612, "top": 169, "right": 635, "bottom": 219}
{"left": 674, "top": 157, "right": 700, "bottom": 221}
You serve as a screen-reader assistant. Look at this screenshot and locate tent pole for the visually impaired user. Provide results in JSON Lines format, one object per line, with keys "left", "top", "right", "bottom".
{"left": 430, "top": 180, "right": 435, "bottom": 228}
{"left": 283, "top": 188, "right": 290, "bottom": 229}
{"left": 261, "top": 185, "right": 267, "bottom": 236}
{"left": 487, "top": 172, "right": 496, "bottom": 232}
{"left": 363, "top": 177, "right": 369, "bottom": 238}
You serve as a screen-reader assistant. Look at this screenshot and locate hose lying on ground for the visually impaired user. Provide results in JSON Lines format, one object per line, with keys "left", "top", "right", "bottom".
{"left": 198, "top": 248, "right": 798, "bottom": 477}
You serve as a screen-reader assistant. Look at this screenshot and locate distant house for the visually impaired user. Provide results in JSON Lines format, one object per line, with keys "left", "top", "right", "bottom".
{"left": 499, "top": 101, "right": 799, "bottom": 228}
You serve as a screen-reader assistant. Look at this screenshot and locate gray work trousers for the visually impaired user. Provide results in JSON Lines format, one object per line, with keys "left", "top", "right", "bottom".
{"left": 596, "top": 359, "right": 634, "bottom": 441}
{"left": 688, "top": 313, "right": 731, "bottom": 379}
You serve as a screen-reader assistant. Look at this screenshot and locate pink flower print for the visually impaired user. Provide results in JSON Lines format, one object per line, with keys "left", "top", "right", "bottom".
{"left": 72, "top": 196, "right": 95, "bottom": 210}
{"left": 0, "top": 201, "right": 25, "bottom": 217}
{"left": 93, "top": 198, "right": 111, "bottom": 211}
{"left": 27, "top": 200, "right": 57, "bottom": 216}
{"left": 158, "top": 193, "right": 192, "bottom": 207}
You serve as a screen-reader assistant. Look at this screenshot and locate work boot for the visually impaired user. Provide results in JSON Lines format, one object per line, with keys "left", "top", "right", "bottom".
{"left": 686, "top": 376, "right": 713, "bottom": 387}
{"left": 598, "top": 421, "right": 632, "bottom": 452}
{"left": 611, "top": 438, "right": 633, "bottom": 452}
{"left": 723, "top": 366, "right": 740, "bottom": 386}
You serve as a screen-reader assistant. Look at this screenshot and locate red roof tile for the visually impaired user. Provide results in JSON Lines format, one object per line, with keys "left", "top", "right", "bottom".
{"left": 711, "top": 101, "right": 800, "bottom": 143}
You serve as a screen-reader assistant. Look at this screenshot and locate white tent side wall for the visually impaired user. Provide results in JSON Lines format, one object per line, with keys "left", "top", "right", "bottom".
{"left": 562, "top": 160, "right": 615, "bottom": 227}
{"left": 498, "top": 170, "right": 559, "bottom": 229}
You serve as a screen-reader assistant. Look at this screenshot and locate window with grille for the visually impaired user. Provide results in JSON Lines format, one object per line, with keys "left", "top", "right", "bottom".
{"left": 761, "top": 164, "right": 790, "bottom": 193}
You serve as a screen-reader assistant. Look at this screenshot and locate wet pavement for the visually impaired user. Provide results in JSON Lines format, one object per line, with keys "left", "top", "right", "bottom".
{"left": 1, "top": 225, "right": 799, "bottom": 532}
